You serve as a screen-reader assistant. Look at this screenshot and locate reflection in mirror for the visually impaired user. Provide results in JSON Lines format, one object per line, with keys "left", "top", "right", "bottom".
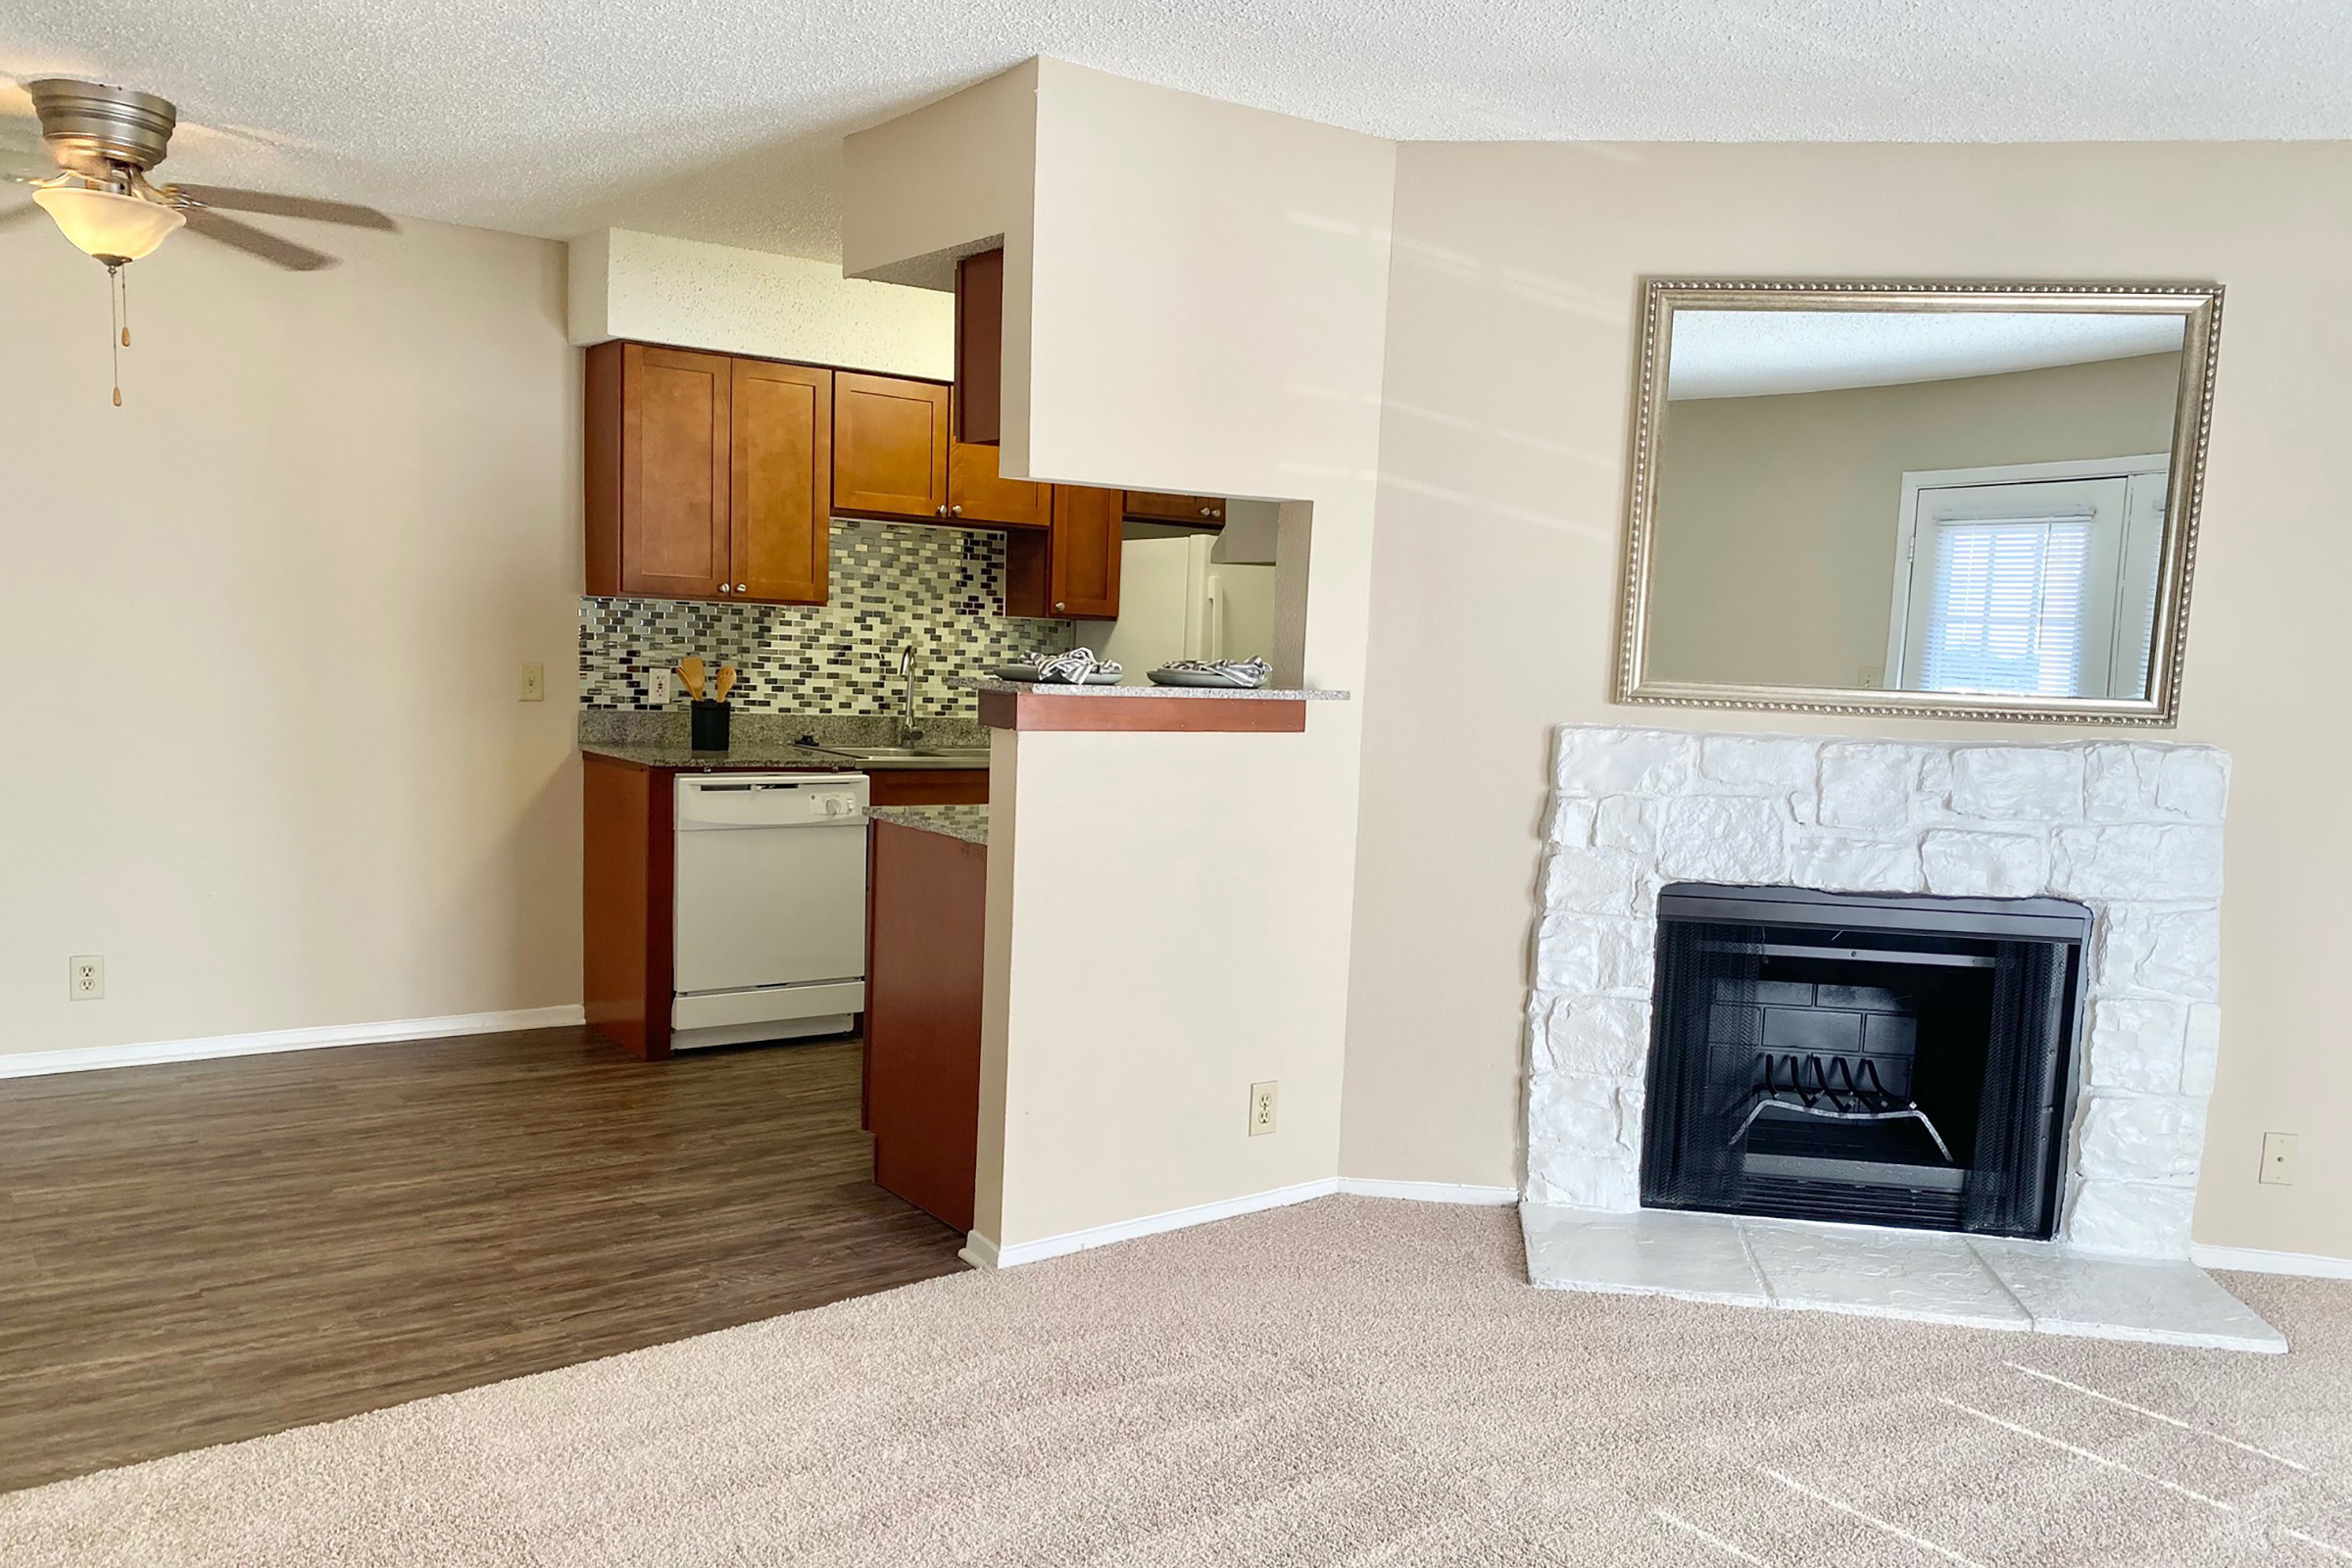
{"left": 1620, "top": 284, "right": 2221, "bottom": 724}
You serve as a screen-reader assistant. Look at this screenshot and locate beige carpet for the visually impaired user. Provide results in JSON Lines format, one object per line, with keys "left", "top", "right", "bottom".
{"left": 7, "top": 1198, "right": 2351, "bottom": 1566}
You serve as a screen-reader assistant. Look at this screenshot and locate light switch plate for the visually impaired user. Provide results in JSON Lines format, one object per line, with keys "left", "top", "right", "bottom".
{"left": 520, "top": 662, "right": 546, "bottom": 702}
{"left": 2260, "top": 1132, "right": 2298, "bottom": 1185}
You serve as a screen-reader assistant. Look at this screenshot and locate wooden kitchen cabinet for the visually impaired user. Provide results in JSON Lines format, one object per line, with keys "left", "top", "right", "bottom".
{"left": 1004, "top": 484, "right": 1122, "bottom": 620}
{"left": 585, "top": 341, "right": 830, "bottom": 606}
{"left": 955, "top": 248, "right": 1004, "bottom": 446}
{"left": 866, "top": 819, "right": 986, "bottom": 1231}
{"left": 834, "top": 372, "right": 951, "bottom": 520}
{"left": 1123, "top": 490, "right": 1227, "bottom": 525}
{"left": 587, "top": 342, "right": 731, "bottom": 599}
{"left": 948, "top": 437, "right": 1050, "bottom": 530}
{"left": 730, "top": 359, "right": 832, "bottom": 604}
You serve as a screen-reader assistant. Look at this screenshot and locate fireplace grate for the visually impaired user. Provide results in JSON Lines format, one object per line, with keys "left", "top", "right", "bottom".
{"left": 1730, "top": 1053, "right": 1957, "bottom": 1164}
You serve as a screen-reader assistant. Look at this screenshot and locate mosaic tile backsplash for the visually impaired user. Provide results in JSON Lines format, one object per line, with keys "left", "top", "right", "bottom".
{"left": 579, "top": 518, "right": 1076, "bottom": 716}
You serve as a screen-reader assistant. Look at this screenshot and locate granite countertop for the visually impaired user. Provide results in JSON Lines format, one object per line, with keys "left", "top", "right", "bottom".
{"left": 956, "top": 678, "right": 1349, "bottom": 702}
{"left": 581, "top": 739, "right": 921, "bottom": 770}
{"left": 578, "top": 710, "right": 991, "bottom": 771}
{"left": 868, "top": 805, "right": 990, "bottom": 847}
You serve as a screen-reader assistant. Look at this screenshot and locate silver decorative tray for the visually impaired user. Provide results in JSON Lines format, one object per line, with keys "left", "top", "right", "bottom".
{"left": 1148, "top": 667, "right": 1270, "bottom": 689}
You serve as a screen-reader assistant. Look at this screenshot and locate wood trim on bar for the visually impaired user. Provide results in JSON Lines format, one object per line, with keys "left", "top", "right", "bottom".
{"left": 978, "top": 688, "right": 1308, "bottom": 733}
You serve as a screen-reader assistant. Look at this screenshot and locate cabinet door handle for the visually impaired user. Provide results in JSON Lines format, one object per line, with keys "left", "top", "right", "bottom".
{"left": 937, "top": 505, "right": 948, "bottom": 516}
{"left": 1200, "top": 507, "right": 1212, "bottom": 516}
{"left": 1054, "top": 601, "right": 1066, "bottom": 612}
{"left": 737, "top": 583, "right": 748, "bottom": 592}
{"left": 950, "top": 505, "right": 962, "bottom": 516}
{"left": 719, "top": 583, "right": 731, "bottom": 594}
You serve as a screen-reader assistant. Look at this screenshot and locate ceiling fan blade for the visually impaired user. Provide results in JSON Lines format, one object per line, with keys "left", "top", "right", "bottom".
{"left": 169, "top": 182, "right": 394, "bottom": 230}
{"left": 182, "top": 208, "right": 338, "bottom": 270}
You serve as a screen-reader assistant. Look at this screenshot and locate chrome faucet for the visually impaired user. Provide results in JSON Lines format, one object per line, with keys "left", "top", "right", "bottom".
{"left": 897, "top": 645, "right": 922, "bottom": 746}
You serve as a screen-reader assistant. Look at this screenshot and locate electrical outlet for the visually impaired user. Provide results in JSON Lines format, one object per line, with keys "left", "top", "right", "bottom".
{"left": 1249, "top": 1080, "right": 1278, "bottom": 1137}
{"left": 69, "top": 955, "right": 104, "bottom": 1001}
{"left": 519, "top": 662, "right": 545, "bottom": 702}
{"left": 2260, "top": 1132, "right": 2299, "bottom": 1186}
{"left": 648, "top": 669, "right": 672, "bottom": 705}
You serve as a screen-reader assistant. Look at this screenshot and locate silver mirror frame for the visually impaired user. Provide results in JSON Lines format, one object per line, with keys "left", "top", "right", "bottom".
{"left": 1615, "top": 278, "right": 2224, "bottom": 726}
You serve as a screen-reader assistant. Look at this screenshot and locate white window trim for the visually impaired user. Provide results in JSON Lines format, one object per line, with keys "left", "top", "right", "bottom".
{"left": 1884, "top": 454, "right": 2172, "bottom": 691}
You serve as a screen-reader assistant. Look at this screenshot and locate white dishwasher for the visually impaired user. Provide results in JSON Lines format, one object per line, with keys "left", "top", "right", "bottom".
{"left": 671, "top": 772, "right": 869, "bottom": 1050}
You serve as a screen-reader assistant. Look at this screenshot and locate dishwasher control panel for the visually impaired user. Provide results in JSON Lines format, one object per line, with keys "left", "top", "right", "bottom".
{"left": 674, "top": 773, "right": 870, "bottom": 829}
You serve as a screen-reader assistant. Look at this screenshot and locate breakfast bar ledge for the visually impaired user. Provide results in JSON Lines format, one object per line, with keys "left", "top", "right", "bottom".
{"left": 959, "top": 678, "right": 1350, "bottom": 734}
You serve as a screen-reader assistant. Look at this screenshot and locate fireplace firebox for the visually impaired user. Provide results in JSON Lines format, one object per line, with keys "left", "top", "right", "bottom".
{"left": 1640, "top": 883, "right": 2090, "bottom": 1238}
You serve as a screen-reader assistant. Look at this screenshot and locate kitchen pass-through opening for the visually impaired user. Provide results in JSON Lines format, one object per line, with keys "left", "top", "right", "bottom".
{"left": 1640, "top": 883, "right": 2090, "bottom": 1238}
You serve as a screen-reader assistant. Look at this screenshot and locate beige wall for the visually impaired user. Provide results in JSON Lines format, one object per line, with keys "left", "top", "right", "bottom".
{"left": 1345, "top": 140, "right": 2352, "bottom": 1261}
{"left": 1647, "top": 353, "right": 2182, "bottom": 688}
{"left": 566, "top": 227, "right": 955, "bottom": 378}
{"left": 0, "top": 213, "right": 582, "bottom": 1057}
{"left": 848, "top": 62, "right": 1395, "bottom": 1251}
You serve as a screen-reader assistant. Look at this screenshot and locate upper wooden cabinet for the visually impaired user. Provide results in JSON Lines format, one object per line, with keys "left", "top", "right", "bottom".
{"left": 586, "top": 342, "right": 830, "bottom": 606}
{"left": 834, "top": 372, "right": 951, "bottom": 520}
{"left": 955, "top": 249, "right": 1004, "bottom": 447}
{"left": 730, "top": 360, "right": 832, "bottom": 604}
{"left": 949, "top": 437, "right": 1049, "bottom": 530}
{"left": 1124, "top": 491, "right": 1227, "bottom": 525}
{"left": 1053, "top": 486, "right": 1123, "bottom": 618}
{"left": 1006, "top": 484, "right": 1121, "bottom": 620}
{"left": 587, "top": 343, "right": 729, "bottom": 600}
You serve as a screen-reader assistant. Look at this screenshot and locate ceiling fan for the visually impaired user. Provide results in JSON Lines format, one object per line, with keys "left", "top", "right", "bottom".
{"left": 4, "top": 76, "right": 394, "bottom": 272}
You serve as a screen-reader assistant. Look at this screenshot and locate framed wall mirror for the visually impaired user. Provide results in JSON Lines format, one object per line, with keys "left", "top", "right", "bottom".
{"left": 1616, "top": 280, "right": 2223, "bottom": 725}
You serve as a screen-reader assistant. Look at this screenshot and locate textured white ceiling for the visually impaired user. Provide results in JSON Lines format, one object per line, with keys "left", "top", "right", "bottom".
{"left": 5, "top": 0, "right": 2352, "bottom": 260}
{"left": 1668, "top": 311, "right": 2186, "bottom": 399}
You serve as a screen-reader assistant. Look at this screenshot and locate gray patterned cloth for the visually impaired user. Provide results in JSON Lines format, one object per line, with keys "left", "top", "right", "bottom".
{"left": 1152, "top": 657, "right": 1272, "bottom": 686}
{"left": 1032, "top": 647, "right": 1122, "bottom": 684}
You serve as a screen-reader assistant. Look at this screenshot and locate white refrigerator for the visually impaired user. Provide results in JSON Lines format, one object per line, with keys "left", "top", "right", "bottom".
{"left": 1095, "top": 533, "right": 1279, "bottom": 675}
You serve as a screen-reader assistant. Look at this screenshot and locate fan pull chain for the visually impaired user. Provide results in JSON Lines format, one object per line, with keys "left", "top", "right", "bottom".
{"left": 108, "top": 264, "right": 124, "bottom": 408}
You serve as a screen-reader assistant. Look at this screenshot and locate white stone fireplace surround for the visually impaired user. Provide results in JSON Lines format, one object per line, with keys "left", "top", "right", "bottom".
{"left": 1528, "top": 725, "right": 2229, "bottom": 1262}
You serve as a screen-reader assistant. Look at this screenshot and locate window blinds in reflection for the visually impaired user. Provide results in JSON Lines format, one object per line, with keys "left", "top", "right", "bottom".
{"left": 1920, "top": 517, "right": 2094, "bottom": 697}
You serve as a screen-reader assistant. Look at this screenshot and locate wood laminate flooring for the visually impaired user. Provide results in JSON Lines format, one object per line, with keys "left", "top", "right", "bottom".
{"left": 0, "top": 1028, "right": 964, "bottom": 1494}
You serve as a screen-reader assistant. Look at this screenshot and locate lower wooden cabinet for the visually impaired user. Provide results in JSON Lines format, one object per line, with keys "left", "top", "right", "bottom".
{"left": 1004, "top": 484, "right": 1122, "bottom": 620}
{"left": 865, "top": 820, "right": 987, "bottom": 1231}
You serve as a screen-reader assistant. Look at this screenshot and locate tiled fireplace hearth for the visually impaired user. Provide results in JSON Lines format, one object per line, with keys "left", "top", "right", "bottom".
{"left": 1521, "top": 726, "right": 2281, "bottom": 1351}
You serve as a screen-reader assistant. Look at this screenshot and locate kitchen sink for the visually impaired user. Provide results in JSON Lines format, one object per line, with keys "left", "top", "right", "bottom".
{"left": 809, "top": 745, "right": 992, "bottom": 765}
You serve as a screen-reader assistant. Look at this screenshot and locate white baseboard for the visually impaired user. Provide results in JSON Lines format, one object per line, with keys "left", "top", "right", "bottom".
{"left": 2190, "top": 1242, "right": 2352, "bottom": 1281}
{"left": 0, "top": 1004, "right": 589, "bottom": 1080}
{"left": 966, "top": 1174, "right": 1527, "bottom": 1270}
{"left": 980, "top": 1178, "right": 1343, "bottom": 1269}
{"left": 1339, "top": 1177, "right": 1521, "bottom": 1205}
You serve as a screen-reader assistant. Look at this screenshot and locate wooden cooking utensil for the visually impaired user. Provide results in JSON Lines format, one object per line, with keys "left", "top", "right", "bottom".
{"left": 678, "top": 656, "right": 706, "bottom": 700}
{"left": 714, "top": 665, "right": 737, "bottom": 702}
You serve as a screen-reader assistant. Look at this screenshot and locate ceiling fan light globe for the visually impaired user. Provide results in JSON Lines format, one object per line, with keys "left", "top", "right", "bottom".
{"left": 33, "top": 185, "right": 185, "bottom": 263}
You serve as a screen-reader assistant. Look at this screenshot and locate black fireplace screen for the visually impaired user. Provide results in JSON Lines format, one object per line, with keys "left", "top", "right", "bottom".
{"left": 1640, "top": 883, "right": 2089, "bottom": 1238}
